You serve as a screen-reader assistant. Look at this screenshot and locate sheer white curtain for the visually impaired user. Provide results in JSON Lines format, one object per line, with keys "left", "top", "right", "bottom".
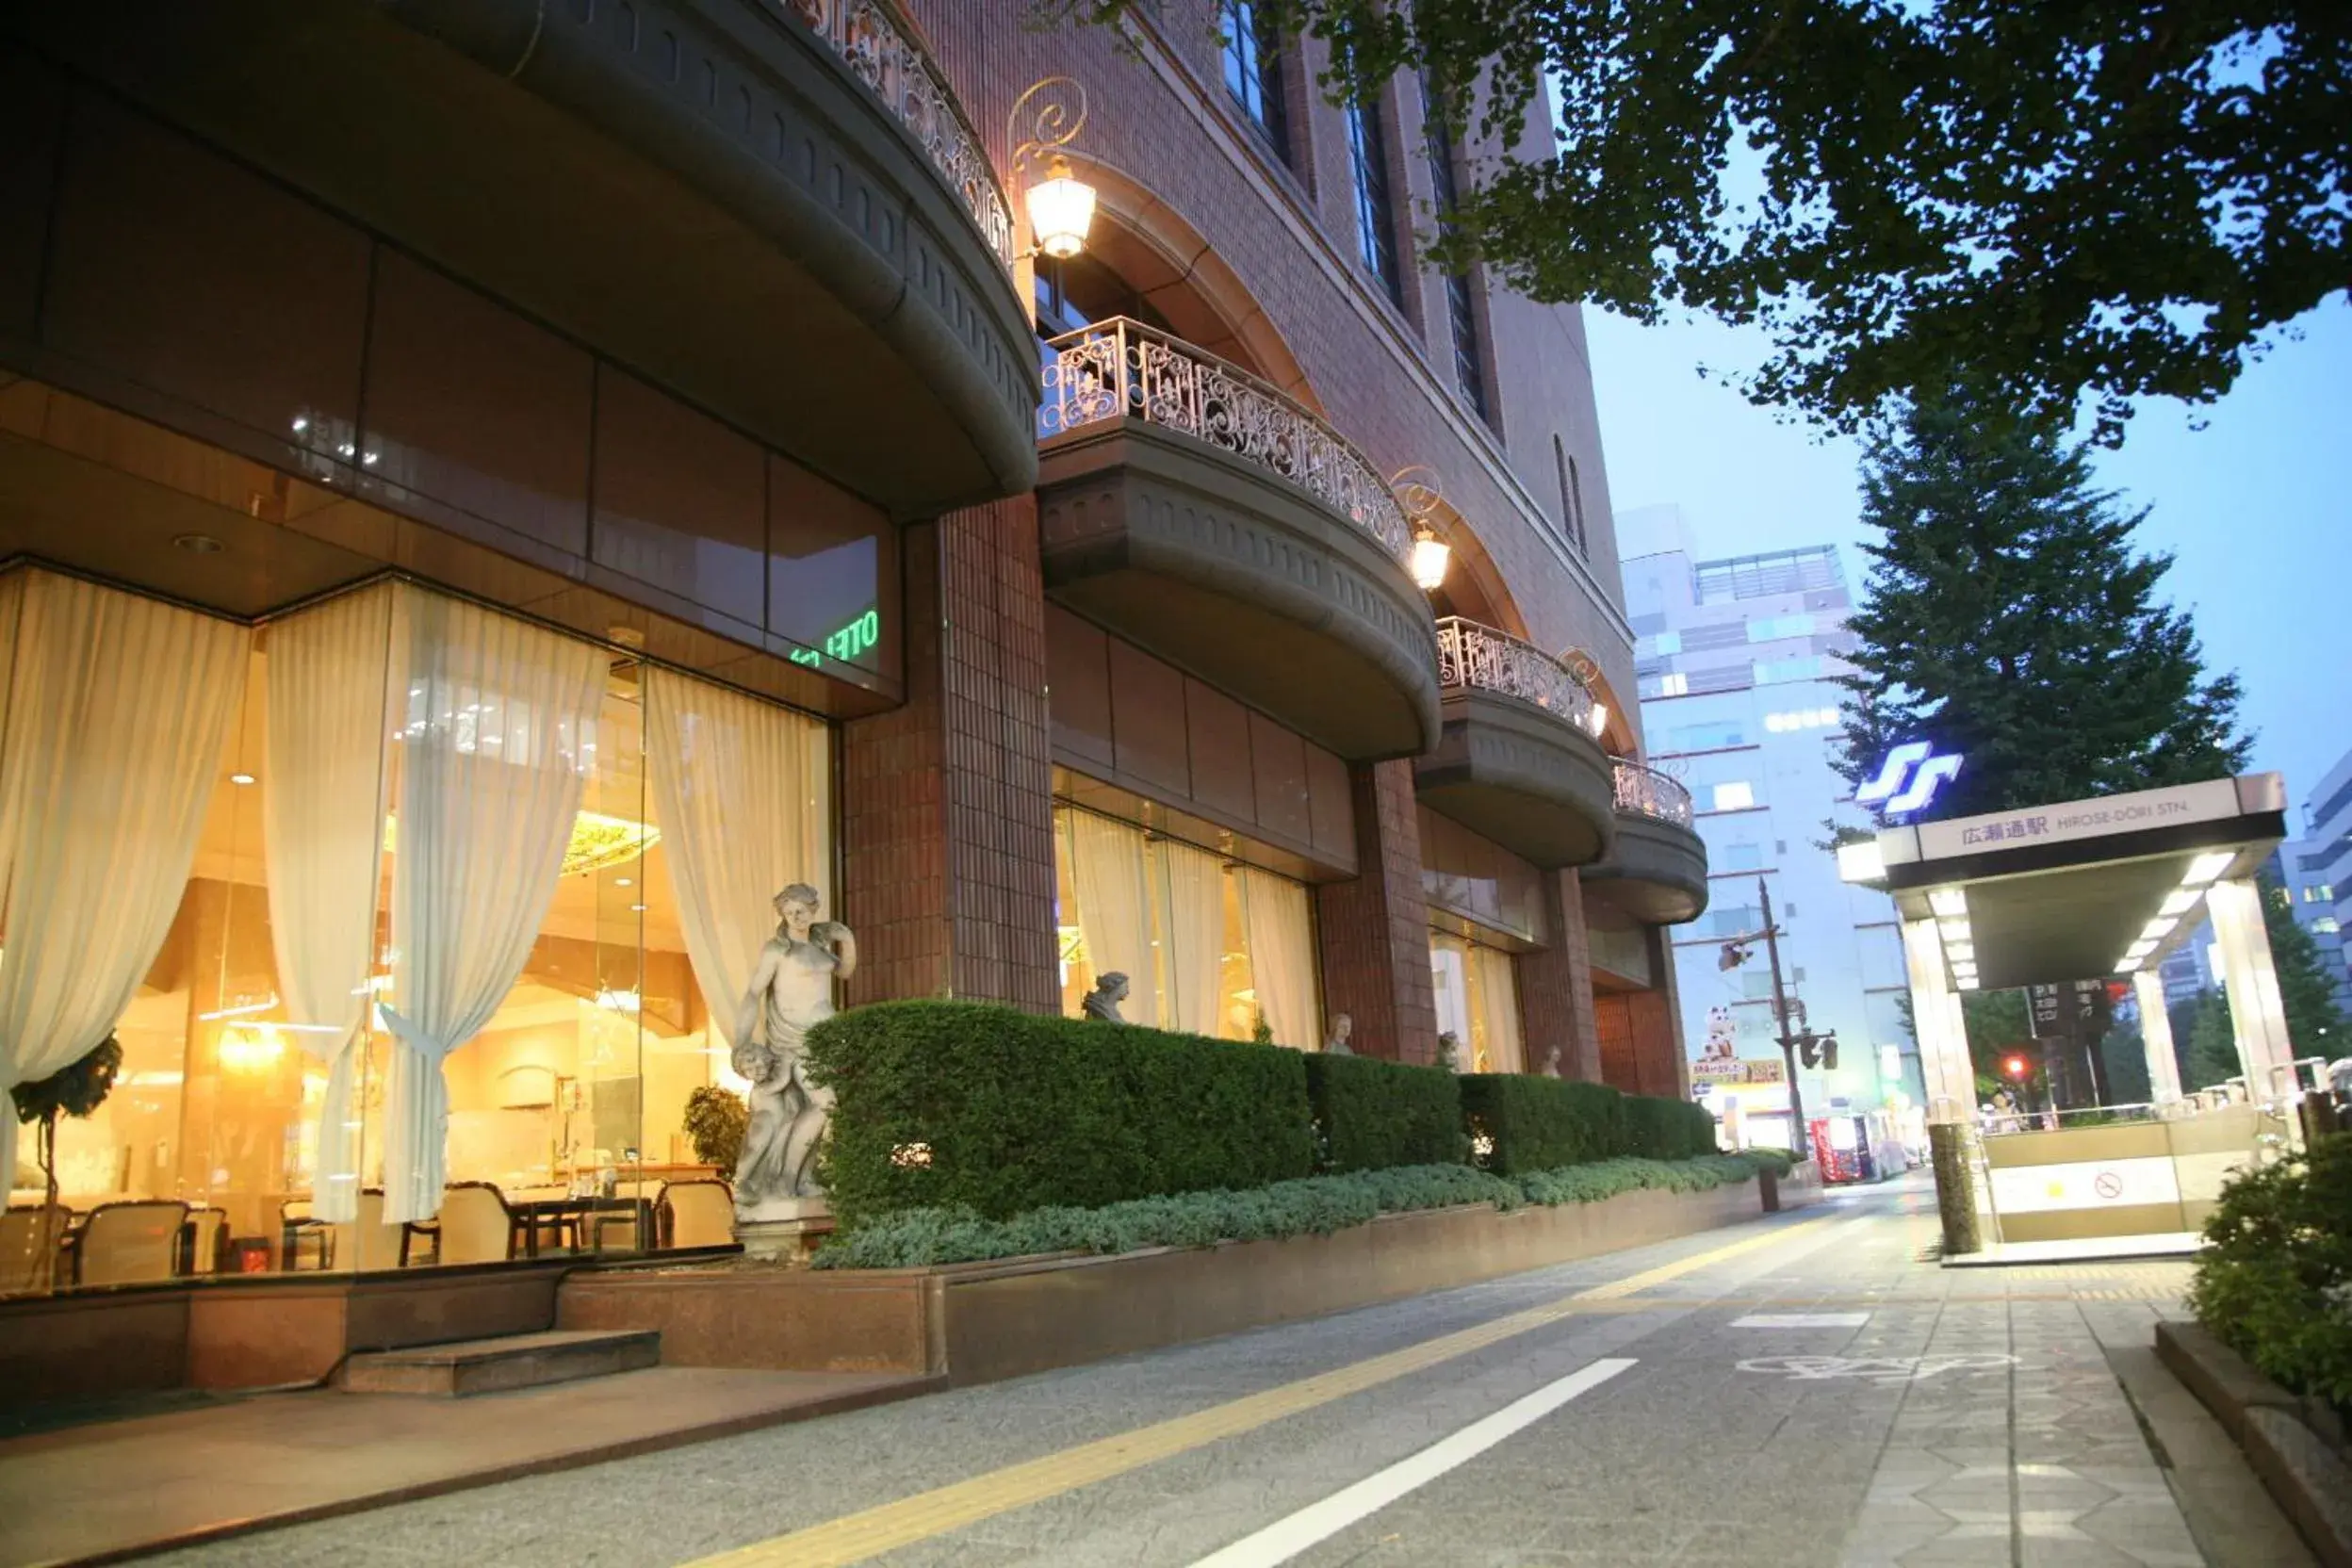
{"left": 1154, "top": 839, "right": 1225, "bottom": 1036}
{"left": 1471, "top": 945, "right": 1525, "bottom": 1074}
{"left": 1237, "top": 867, "right": 1317, "bottom": 1049}
{"left": 378, "top": 590, "right": 603, "bottom": 1223}
{"left": 645, "top": 667, "right": 829, "bottom": 1057}
{"left": 262, "top": 585, "right": 398, "bottom": 1223}
{"left": 0, "top": 572, "right": 249, "bottom": 1192}
{"left": 1066, "top": 810, "right": 1154, "bottom": 1027}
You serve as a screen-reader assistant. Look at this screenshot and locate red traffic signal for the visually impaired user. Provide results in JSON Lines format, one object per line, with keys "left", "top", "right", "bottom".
{"left": 2001, "top": 1053, "right": 2032, "bottom": 1081}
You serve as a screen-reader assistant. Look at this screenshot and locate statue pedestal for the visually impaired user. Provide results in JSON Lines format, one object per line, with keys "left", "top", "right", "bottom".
{"left": 733, "top": 1196, "right": 833, "bottom": 1266}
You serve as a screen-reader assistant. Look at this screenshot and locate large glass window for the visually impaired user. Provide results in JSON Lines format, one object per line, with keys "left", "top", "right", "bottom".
{"left": 1429, "top": 932, "right": 1524, "bottom": 1072}
{"left": 1348, "top": 98, "right": 1404, "bottom": 303}
{"left": 1, "top": 569, "right": 827, "bottom": 1295}
{"left": 1420, "top": 74, "right": 1488, "bottom": 420}
{"left": 1054, "top": 807, "right": 1319, "bottom": 1048}
{"left": 1220, "top": 0, "right": 1289, "bottom": 158}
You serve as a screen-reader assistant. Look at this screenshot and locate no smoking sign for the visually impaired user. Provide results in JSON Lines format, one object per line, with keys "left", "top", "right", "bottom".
{"left": 2093, "top": 1170, "right": 2126, "bottom": 1200}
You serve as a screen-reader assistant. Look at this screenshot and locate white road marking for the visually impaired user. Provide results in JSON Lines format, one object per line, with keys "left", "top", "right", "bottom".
{"left": 1737, "top": 1353, "right": 2018, "bottom": 1383}
{"left": 1732, "top": 1313, "right": 1870, "bottom": 1328}
{"left": 1185, "top": 1358, "right": 1637, "bottom": 1568}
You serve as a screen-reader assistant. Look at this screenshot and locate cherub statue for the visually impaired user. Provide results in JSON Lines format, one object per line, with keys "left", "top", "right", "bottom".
{"left": 1323, "top": 1012, "right": 1353, "bottom": 1055}
{"left": 732, "top": 884, "right": 857, "bottom": 1213}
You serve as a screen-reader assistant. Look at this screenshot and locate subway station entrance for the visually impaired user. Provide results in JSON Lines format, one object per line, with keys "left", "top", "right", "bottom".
{"left": 1842, "top": 774, "right": 2324, "bottom": 1257}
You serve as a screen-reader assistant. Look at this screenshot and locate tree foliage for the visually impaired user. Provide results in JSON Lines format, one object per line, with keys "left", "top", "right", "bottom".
{"left": 1050, "top": 0, "right": 2352, "bottom": 440}
{"left": 2262, "top": 870, "right": 2349, "bottom": 1055}
{"left": 1831, "top": 386, "right": 2247, "bottom": 820}
{"left": 2180, "top": 989, "right": 2242, "bottom": 1090}
{"left": 9, "top": 1035, "right": 123, "bottom": 1217}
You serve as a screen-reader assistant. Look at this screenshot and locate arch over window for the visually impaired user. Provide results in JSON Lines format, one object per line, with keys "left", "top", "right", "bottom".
{"left": 1032, "top": 163, "right": 1317, "bottom": 410}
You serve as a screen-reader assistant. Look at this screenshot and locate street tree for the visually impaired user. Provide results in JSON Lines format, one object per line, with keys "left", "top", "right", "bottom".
{"left": 1830, "top": 385, "right": 2248, "bottom": 821}
{"left": 2180, "top": 989, "right": 2241, "bottom": 1090}
{"left": 1049, "top": 0, "right": 2352, "bottom": 441}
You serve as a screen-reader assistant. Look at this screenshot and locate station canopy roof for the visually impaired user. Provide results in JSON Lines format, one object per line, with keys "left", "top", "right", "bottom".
{"left": 1841, "top": 776, "right": 2288, "bottom": 992}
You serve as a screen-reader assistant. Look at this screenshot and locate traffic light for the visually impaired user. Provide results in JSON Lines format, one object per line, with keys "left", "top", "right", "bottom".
{"left": 1821, "top": 1033, "right": 1838, "bottom": 1071}
{"left": 2001, "top": 1053, "right": 2032, "bottom": 1082}
{"left": 1800, "top": 1037, "right": 1819, "bottom": 1069}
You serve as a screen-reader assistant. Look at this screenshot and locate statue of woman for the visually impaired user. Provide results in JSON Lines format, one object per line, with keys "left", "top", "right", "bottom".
{"left": 732, "top": 884, "right": 857, "bottom": 1214}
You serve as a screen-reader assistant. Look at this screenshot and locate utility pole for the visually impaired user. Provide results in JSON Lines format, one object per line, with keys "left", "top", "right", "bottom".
{"left": 1758, "top": 874, "right": 1808, "bottom": 1139}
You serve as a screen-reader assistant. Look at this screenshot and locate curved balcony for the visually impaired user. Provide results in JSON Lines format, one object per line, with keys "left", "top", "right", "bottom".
{"left": 1411, "top": 619, "right": 1617, "bottom": 869}
{"left": 1035, "top": 318, "right": 1441, "bottom": 761}
{"left": 12, "top": 0, "right": 1037, "bottom": 514}
{"left": 1584, "top": 760, "right": 1711, "bottom": 924}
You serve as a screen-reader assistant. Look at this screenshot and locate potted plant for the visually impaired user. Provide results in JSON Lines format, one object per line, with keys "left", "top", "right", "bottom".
{"left": 683, "top": 1083, "right": 748, "bottom": 1175}
{"left": 10, "top": 1035, "right": 123, "bottom": 1290}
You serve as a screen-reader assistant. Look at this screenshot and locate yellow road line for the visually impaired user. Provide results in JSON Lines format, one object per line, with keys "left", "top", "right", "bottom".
{"left": 686, "top": 1215, "right": 1837, "bottom": 1568}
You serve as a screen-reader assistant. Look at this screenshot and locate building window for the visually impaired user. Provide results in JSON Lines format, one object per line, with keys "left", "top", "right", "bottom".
{"left": 1220, "top": 1, "right": 1289, "bottom": 160}
{"left": 1748, "top": 613, "right": 1816, "bottom": 642}
{"left": 1762, "top": 707, "right": 1840, "bottom": 733}
{"left": 1055, "top": 808, "right": 1321, "bottom": 1047}
{"left": 1754, "top": 655, "right": 1822, "bottom": 685}
{"left": 1711, "top": 781, "right": 1756, "bottom": 811}
{"left": 1346, "top": 96, "right": 1402, "bottom": 303}
{"left": 1553, "top": 436, "right": 1589, "bottom": 555}
{"left": 1420, "top": 74, "right": 1488, "bottom": 420}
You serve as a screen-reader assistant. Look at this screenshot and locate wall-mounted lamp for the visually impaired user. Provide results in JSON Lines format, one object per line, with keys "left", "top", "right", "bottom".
{"left": 1009, "top": 77, "right": 1096, "bottom": 261}
{"left": 1391, "top": 466, "right": 1451, "bottom": 592}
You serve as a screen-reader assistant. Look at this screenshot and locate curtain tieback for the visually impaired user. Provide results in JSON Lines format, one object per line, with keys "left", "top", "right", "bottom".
{"left": 376, "top": 1004, "right": 454, "bottom": 1064}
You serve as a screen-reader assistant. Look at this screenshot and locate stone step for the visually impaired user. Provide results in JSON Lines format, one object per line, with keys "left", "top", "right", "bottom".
{"left": 342, "top": 1330, "right": 661, "bottom": 1396}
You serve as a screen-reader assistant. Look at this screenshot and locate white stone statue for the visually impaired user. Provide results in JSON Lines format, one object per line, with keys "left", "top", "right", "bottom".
{"left": 732, "top": 884, "right": 857, "bottom": 1219}
{"left": 1081, "top": 971, "right": 1131, "bottom": 1022}
{"left": 1323, "top": 1012, "right": 1353, "bottom": 1055}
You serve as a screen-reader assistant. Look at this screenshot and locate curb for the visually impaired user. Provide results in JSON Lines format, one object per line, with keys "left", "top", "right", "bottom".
{"left": 2156, "top": 1319, "right": 2352, "bottom": 1568}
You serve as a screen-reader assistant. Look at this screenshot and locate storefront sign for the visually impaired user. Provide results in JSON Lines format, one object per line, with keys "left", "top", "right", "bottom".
{"left": 1692, "top": 1057, "right": 1787, "bottom": 1086}
{"left": 1919, "top": 777, "right": 2244, "bottom": 859}
{"left": 786, "top": 606, "right": 883, "bottom": 670}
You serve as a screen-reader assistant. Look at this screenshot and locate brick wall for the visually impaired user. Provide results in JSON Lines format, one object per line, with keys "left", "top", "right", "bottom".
{"left": 1515, "top": 867, "right": 1601, "bottom": 1081}
{"left": 841, "top": 500, "right": 1058, "bottom": 1012}
{"left": 904, "top": 0, "right": 1634, "bottom": 700}
{"left": 1313, "top": 760, "right": 1440, "bottom": 1065}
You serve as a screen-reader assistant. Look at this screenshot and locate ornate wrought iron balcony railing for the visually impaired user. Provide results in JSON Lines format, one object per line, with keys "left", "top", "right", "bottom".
{"left": 791, "top": 0, "right": 1015, "bottom": 268}
{"left": 1613, "top": 758, "right": 1695, "bottom": 827}
{"left": 1039, "top": 317, "right": 1415, "bottom": 564}
{"left": 1433, "top": 617, "right": 1600, "bottom": 732}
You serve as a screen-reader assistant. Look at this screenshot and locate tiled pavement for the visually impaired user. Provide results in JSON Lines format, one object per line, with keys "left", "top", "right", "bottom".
{"left": 20, "top": 1175, "right": 2310, "bottom": 1567}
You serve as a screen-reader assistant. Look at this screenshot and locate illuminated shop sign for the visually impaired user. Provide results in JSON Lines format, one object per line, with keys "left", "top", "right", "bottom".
{"left": 787, "top": 608, "right": 881, "bottom": 670}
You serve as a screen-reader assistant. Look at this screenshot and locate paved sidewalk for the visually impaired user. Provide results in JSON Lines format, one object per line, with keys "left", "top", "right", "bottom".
{"left": 6, "top": 1177, "right": 2308, "bottom": 1568}
{"left": 0, "top": 1367, "right": 931, "bottom": 1567}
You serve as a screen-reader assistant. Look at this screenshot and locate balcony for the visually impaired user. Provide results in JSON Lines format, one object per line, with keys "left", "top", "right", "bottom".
{"left": 7, "top": 0, "right": 1037, "bottom": 514}
{"left": 1034, "top": 318, "right": 1442, "bottom": 761}
{"left": 1411, "top": 619, "right": 1617, "bottom": 869}
{"left": 1584, "top": 760, "right": 1711, "bottom": 924}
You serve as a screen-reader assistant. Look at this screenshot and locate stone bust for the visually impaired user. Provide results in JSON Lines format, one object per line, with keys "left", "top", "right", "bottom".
{"left": 1082, "top": 972, "right": 1130, "bottom": 1022}
{"left": 1323, "top": 1012, "right": 1353, "bottom": 1055}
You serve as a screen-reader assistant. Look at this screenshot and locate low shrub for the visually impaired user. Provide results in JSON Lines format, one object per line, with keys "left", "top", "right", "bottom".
{"left": 2188, "top": 1134, "right": 2352, "bottom": 1410}
{"left": 1303, "top": 1053, "right": 1465, "bottom": 1172}
{"left": 1458, "top": 1073, "right": 1627, "bottom": 1172}
{"left": 1622, "top": 1094, "right": 1720, "bottom": 1161}
{"left": 814, "top": 1152, "right": 1784, "bottom": 1270}
{"left": 806, "top": 1001, "right": 1317, "bottom": 1228}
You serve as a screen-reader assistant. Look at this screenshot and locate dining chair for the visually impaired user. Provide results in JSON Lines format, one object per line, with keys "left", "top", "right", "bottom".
{"left": 655, "top": 1180, "right": 735, "bottom": 1250}
{"left": 433, "top": 1183, "right": 517, "bottom": 1266}
{"left": 180, "top": 1206, "right": 229, "bottom": 1275}
{"left": 74, "top": 1200, "right": 189, "bottom": 1286}
{"left": 0, "top": 1206, "right": 71, "bottom": 1294}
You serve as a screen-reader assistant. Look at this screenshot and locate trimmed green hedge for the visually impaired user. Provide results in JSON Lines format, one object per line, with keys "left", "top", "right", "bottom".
{"left": 1303, "top": 1053, "right": 1465, "bottom": 1172}
{"left": 812, "top": 1153, "right": 1787, "bottom": 1270}
{"left": 1458, "top": 1073, "right": 1625, "bottom": 1172}
{"left": 2188, "top": 1133, "right": 2352, "bottom": 1409}
{"left": 1623, "top": 1093, "right": 1719, "bottom": 1161}
{"left": 806, "top": 1001, "right": 1317, "bottom": 1227}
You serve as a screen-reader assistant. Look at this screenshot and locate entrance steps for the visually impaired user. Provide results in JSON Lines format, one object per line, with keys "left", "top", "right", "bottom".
{"left": 341, "top": 1329, "right": 659, "bottom": 1396}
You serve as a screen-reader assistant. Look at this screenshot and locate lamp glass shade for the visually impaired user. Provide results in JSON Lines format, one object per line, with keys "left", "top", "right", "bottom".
{"left": 1409, "top": 532, "right": 1450, "bottom": 591}
{"left": 1026, "top": 162, "right": 1097, "bottom": 260}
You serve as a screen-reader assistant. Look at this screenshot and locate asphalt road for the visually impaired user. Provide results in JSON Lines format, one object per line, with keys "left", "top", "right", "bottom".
{"left": 140, "top": 1174, "right": 2307, "bottom": 1568}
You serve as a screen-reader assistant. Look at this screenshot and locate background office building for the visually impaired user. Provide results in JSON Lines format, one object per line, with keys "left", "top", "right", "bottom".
{"left": 1618, "top": 509, "right": 1923, "bottom": 1137}
{"left": 2284, "top": 743, "right": 2352, "bottom": 1020}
